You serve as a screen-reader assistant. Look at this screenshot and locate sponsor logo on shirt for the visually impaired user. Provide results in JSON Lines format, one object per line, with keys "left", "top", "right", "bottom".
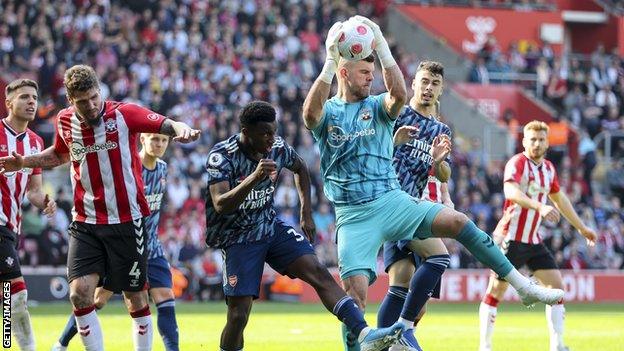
{"left": 70, "top": 141, "right": 118, "bottom": 162}
{"left": 327, "top": 125, "right": 376, "bottom": 148}
{"left": 239, "top": 186, "right": 275, "bottom": 210}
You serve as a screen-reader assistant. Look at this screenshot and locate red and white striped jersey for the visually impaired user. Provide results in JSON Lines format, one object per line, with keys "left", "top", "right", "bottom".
{"left": 502, "top": 153, "right": 560, "bottom": 244}
{"left": 54, "top": 101, "right": 166, "bottom": 224}
{"left": 421, "top": 168, "right": 443, "bottom": 203}
{"left": 0, "top": 119, "right": 43, "bottom": 233}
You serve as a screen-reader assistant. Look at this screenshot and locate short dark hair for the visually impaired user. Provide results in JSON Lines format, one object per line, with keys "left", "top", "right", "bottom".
{"left": 363, "top": 54, "right": 375, "bottom": 63}
{"left": 417, "top": 61, "right": 444, "bottom": 78}
{"left": 5, "top": 79, "right": 38, "bottom": 98}
{"left": 239, "top": 101, "right": 276, "bottom": 126}
{"left": 64, "top": 64, "right": 100, "bottom": 97}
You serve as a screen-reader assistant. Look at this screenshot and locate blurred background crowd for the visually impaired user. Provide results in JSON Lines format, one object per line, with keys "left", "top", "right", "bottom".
{"left": 0, "top": 0, "right": 622, "bottom": 301}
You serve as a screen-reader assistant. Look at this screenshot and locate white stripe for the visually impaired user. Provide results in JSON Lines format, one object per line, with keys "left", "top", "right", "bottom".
{"left": 116, "top": 111, "right": 142, "bottom": 221}
{"left": 93, "top": 120, "right": 119, "bottom": 222}
{"left": 6, "top": 135, "right": 18, "bottom": 227}
{"left": 71, "top": 114, "right": 97, "bottom": 223}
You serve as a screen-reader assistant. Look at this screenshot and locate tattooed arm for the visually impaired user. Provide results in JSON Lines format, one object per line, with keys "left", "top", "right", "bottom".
{"left": 159, "top": 119, "right": 201, "bottom": 143}
{"left": 0, "top": 147, "right": 69, "bottom": 174}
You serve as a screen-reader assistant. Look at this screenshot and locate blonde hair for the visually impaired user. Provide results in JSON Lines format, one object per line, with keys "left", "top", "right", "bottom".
{"left": 523, "top": 120, "right": 549, "bottom": 134}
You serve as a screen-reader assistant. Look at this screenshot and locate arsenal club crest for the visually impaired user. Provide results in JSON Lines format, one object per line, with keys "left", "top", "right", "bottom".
{"left": 228, "top": 275, "right": 238, "bottom": 287}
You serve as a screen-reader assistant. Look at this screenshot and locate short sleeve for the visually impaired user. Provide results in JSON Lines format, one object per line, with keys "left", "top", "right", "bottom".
{"left": 374, "top": 93, "right": 393, "bottom": 122}
{"left": 31, "top": 135, "right": 44, "bottom": 175}
{"left": 278, "top": 140, "right": 298, "bottom": 170}
{"left": 549, "top": 163, "right": 560, "bottom": 194}
{"left": 504, "top": 155, "right": 525, "bottom": 183}
{"left": 310, "top": 104, "right": 330, "bottom": 142}
{"left": 205, "top": 152, "right": 233, "bottom": 185}
{"left": 118, "top": 103, "right": 166, "bottom": 133}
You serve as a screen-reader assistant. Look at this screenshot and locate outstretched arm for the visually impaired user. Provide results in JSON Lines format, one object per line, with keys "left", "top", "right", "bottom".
{"left": 0, "top": 147, "right": 69, "bottom": 174}
{"left": 549, "top": 191, "right": 597, "bottom": 245}
{"left": 289, "top": 155, "right": 316, "bottom": 243}
{"left": 353, "top": 16, "right": 407, "bottom": 118}
{"left": 303, "top": 22, "right": 343, "bottom": 130}
{"left": 159, "top": 119, "right": 201, "bottom": 143}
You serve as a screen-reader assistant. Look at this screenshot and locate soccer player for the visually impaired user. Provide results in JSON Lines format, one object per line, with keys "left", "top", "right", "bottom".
{"left": 478, "top": 121, "right": 597, "bottom": 351}
{"left": 0, "top": 65, "right": 199, "bottom": 351}
{"left": 206, "top": 100, "right": 402, "bottom": 351}
{"left": 303, "top": 16, "right": 564, "bottom": 351}
{"left": 0, "top": 78, "right": 56, "bottom": 351}
{"left": 52, "top": 133, "right": 179, "bottom": 351}
{"left": 377, "top": 61, "right": 454, "bottom": 351}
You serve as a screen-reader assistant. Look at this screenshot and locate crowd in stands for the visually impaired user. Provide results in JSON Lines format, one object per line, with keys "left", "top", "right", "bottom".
{"left": 0, "top": 0, "right": 622, "bottom": 300}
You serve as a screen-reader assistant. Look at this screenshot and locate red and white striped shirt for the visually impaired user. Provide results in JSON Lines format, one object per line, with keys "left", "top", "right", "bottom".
{"left": 54, "top": 101, "right": 165, "bottom": 224}
{"left": 421, "top": 168, "right": 443, "bottom": 203}
{"left": 502, "top": 153, "right": 560, "bottom": 244}
{"left": 0, "top": 119, "right": 43, "bottom": 233}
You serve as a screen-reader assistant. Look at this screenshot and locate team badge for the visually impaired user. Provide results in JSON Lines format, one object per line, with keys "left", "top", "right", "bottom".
{"left": 0, "top": 145, "right": 6, "bottom": 153}
{"left": 147, "top": 113, "right": 161, "bottom": 121}
{"left": 208, "top": 153, "right": 224, "bottom": 167}
{"left": 359, "top": 108, "right": 372, "bottom": 121}
{"left": 63, "top": 130, "right": 72, "bottom": 139}
{"left": 104, "top": 118, "right": 117, "bottom": 134}
{"left": 228, "top": 275, "right": 238, "bottom": 287}
{"left": 30, "top": 146, "right": 39, "bottom": 155}
{"left": 5, "top": 257, "right": 14, "bottom": 267}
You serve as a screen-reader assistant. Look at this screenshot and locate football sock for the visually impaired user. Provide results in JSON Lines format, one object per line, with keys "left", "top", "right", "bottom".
{"left": 10, "top": 282, "right": 35, "bottom": 351}
{"left": 546, "top": 302, "right": 565, "bottom": 351}
{"left": 131, "top": 305, "right": 153, "bottom": 351}
{"left": 456, "top": 221, "right": 513, "bottom": 277}
{"left": 156, "top": 298, "right": 179, "bottom": 351}
{"left": 479, "top": 294, "right": 499, "bottom": 351}
{"left": 377, "top": 286, "right": 408, "bottom": 327}
{"left": 74, "top": 305, "right": 104, "bottom": 351}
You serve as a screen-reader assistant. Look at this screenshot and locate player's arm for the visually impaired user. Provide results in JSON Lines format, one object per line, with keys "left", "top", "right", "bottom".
{"left": 302, "top": 22, "right": 342, "bottom": 130}
{"left": 25, "top": 174, "right": 56, "bottom": 217}
{"left": 159, "top": 119, "right": 200, "bottom": 143}
{"left": 0, "top": 146, "right": 69, "bottom": 174}
{"left": 353, "top": 16, "right": 407, "bottom": 119}
{"left": 504, "top": 181, "right": 560, "bottom": 223}
{"left": 288, "top": 155, "right": 316, "bottom": 243}
{"left": 431, "top": 134, "right": 452, "bottom": 182}
{"left": 440, "top": 182, "right": 454, "bottom": 209}
{"left": 209, "top": 159, "right": 276, "bottom": 214}
{"left": 549, "top": 191, "right": 597, "bottom": 245}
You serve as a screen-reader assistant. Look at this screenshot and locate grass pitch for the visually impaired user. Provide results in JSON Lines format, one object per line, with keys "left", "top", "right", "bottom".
{"left": 19, "top": 301, "right": 624, "bottom": 350}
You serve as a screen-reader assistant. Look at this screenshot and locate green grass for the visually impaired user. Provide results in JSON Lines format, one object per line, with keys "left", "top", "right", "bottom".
{"left": 17, "top": 301, "right": 624, "bottom": 350}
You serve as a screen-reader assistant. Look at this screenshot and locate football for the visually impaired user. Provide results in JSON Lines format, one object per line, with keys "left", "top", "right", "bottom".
{"left": 337, "top": 19, "right": 375, "bottom": 61}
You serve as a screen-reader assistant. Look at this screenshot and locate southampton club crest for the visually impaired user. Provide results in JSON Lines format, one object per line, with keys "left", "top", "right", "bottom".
{"left": 104, "top": 118, "right": 118, "bottom": 134}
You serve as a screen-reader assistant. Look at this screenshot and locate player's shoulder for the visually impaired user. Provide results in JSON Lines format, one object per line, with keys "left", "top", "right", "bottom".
{"left": 25, "top": 128, "right": 44, "bottom": 144}
{"left": 55, "top": 106, "right": 75, "bottom": 121}
{"left": 156, "top": 158, "right": 168, "bottom": 169}
{"left": 507, "top": 152, "right": 527, "bottom": 166}
{"left": 208, "top": 134, "right": 239, "bottom": 166}
{"left": 542, "top": 159, "right": 557, "bottom": 173}
{"left": 271, "top": 136, "right": 287, "bottom": 149}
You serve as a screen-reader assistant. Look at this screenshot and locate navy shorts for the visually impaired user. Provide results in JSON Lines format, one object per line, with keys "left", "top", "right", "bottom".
{"left": 221, "top": 219, "right": 315, "bottom": 298}
{"left": 383, "top": 240, "right": 441, "bottom": 299}
{"left": 148, "top": 256, "right": 173, "bottom": 289}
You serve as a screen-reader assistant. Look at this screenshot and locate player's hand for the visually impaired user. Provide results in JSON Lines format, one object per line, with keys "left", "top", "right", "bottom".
{"left": 325, "top": 21, "right": 343, "bottom": 64}
{"left": 351, "top": 15, "right": 385, "bottom": 47}
{"left": 431, "top": 134, "right": 452, "bottom": 165}
{"left": 0, "top": 151, "right": 25, "bottom": 174}
{"left": 579, "top": 226, "right": 597, "bottom": 247}
{"left": 173, "top": 122, "right": 201, "bottom": 143}
{"left": 252, "top": 159, "right": 277, "bottom": 181}
{"left": 493, "top": 205, "right": 516, "bottom": 244}
{"left": 539, "top": 204, "right": 560, "bottom": 223}
{"left": 393, "top": 125, "right": 419, "bottom": 146}
{"left": 42, "top": 194, "right": 57, "bottom": 217}
{"left": 300, "top": 214, "right": 317, "bottom": 244}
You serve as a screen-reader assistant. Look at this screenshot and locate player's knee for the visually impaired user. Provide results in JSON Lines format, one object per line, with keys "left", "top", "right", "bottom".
{"left": 69, "top": 286, "right": 94, "bottom": 309}
{"left": 447, "top": 212, "right": 470, "bottom": 235}
{"left": 389, "top": 264, "right": 412, "bottom": 287}
{"left": 227, "top": 304, "right": 251, "bottom": 327}
{"left": 305, "top": 262, "right": 334, "bottom": 289}
{"left": 93, "top": 298, "right": 107, "bottom": 310}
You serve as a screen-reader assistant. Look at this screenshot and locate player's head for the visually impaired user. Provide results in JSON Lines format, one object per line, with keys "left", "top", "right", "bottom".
{"left": 239, "top": 100, "right": 277, "bottom": 154}
{"left": 338, "top": 54, "right": 375, "bottom": 100}
{"left": 522, "top": 120, "right": 549, "bottom": 160}
{"left": 140, "top": 133, "right": 169, "bottom": 158}
{"left": 4, "top": 79, "right": 38, "bottom": 122}
{"left": 412, "top": 61, "right": 444, "bottom": 108}
{"left": 64, "top": 64, "right": 102, "bottom": 125}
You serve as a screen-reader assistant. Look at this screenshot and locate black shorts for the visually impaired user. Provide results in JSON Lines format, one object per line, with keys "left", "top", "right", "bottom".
{"left": 0, "top": 226, "right": 21, "bottom": 280}
{"left": 497, "top": 240, "right": 558, "bottom": 280}
{"left": 67, "top": 218, "right": 148, "bottom": 292}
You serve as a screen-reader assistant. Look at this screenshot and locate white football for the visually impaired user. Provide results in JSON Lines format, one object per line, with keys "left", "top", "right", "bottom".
{"left": 337, "top": 19, "right": 375, "bottom": 61}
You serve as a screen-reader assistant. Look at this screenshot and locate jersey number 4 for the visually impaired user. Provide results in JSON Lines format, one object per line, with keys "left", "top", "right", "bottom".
{"left": 129, "top": 261, "right": 141, "bottom": 279}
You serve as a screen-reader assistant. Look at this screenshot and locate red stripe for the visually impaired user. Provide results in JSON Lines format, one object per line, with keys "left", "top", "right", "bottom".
{"left": 128, "top": 133, "right": 150, "bottom": 217}
{"left": 105, "top": 116, "right": 131, "bottom": 220}
{"left": 81, "top": 126, "right": 109, "bottom": 224}
{"left": 10, "top": 281, "right": 26, "bottom": 294}
{"left": 0, "top": 128, "right": 12, "bottom": 227}
{"left": 74, "top": 305, "right": 96, "bottom": 316}
{"left": 129, "top": 305, "right": 151, "bottom": 318}
{"left": 428, "top": 181, "right": 438, "bottom": 202}
{"left": 59, "top": 118, "right": 86, "bottom": 221}
{"left": 12, "top": 136, "right": 24, "bottom": 230}
{"left": 483, "top": 293, "right": 499, "bottom": 307}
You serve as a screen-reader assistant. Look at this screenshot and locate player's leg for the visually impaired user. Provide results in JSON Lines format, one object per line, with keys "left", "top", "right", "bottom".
{"left": 221, "top": 296, "right": 253, "bottom": 351}
{"left": 148, "top": 256, "right": 179, "bottom": 351}
{"left": 479, "top": 274, "right": 509, "bottom": 351}
{"left": 0, "top": 227, "right": 35, "bottom": 351}
{"left": 378, "top": 243, "right": 414, "bottom": 329}
{"left": 220, "top": 239, "right": 270, "bottom": 351}
{"left": 529, "top": 245, "right": 566, "bottom": 351}
{"left": 425, "top": 207, "right": 563, "bottom": 305}
{"left": 272, "top": 219, "right": 402, "bottom": 351}
{"left": 67, "top": 222, "right": 107, "bottom": 351}
{"left": 387, "top": 238, "right": 448, "bottom": 351}
{"left": 54, "top": 287, "right": 114, "bottom": 350}
{"left": 104, "top": 218, "right": 152, "bottom": 351}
